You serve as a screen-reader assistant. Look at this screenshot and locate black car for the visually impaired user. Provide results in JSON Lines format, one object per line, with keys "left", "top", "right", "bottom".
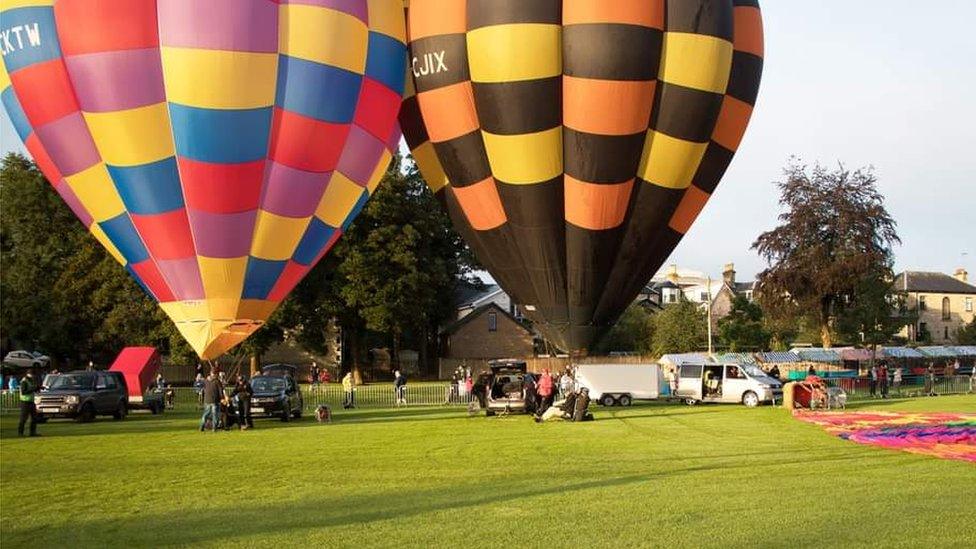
{"left": 35, "top": 371, "right": 129, "bottom": 422}
{"left": 249, "top": 374, "right": 303, "bottom": 421}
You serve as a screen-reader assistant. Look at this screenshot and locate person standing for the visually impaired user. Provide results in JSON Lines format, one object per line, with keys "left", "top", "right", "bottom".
{"left": 17, "top": 370, "right": 39, "bottom": 437}
{"left": 232, "top": 375, "right": 253, "bottom": 430}
{"left": 879, "top": 363, "right": 889, "bottom": 399}
{"left": 892, "top": 366, "right": 902, "bottom": 395}
{"left": 869, "top": 365, "right": 878, "bottom": 398}
{"left": 342, "top": 371, "right": 356, "bottom": 409}
{"left": 969, "top": 364, "right": 976, "bottom": 394}
{"left": 199, "top": 373, "right": 220, "bottom": 432}
{"left": 536, "top": 369, "right": 554, "bottom": 418}
{"left": 926, "top": 364, "right": 937, "bottom": 396}
{"left": 310, "top": 362, "right": 320, "bottom": 390}
{"left": 8, "top": 375, "right": 19, "bottom": 393}
{"left": 394, "top": 369, "right": 407, "bottom": 406}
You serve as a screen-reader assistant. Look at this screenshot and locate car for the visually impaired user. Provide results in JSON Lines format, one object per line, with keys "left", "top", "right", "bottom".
{"left": 484, "top": 359, "right": 531, "bottom": 416}
{"left": 249, "top": 373, "right": 303, "bottom": 421}
{"left": 34, "top": 371, "right": 129, "bottom": 422}
{"left": 4, "top": 350, "right": 50, "bottom": 369}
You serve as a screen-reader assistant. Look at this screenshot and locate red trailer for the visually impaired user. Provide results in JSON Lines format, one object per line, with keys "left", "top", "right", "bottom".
{"left": 109, "top": 347, "right": 165, "bottom": 413}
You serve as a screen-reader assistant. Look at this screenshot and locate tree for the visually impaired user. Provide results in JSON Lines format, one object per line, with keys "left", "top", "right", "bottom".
{"left": 336, "top": 153, "right": 475, "bottom": 373}
{"left": 955, "top": 319, "right": 976, "bottom": 345}
{"left": 718, "top": 296, "right": 771, "bottom": 351}
{"left": 752, "top": 161, "right": 899, "bottom": 348}
{"left": 593, "top": 303, "right": 654, "bottom": 354}
{"left": 651, "top": 299, "right": 707, "bottom": 355}
{"left": 834, "top": 272, "right": 915, "bottom": 356}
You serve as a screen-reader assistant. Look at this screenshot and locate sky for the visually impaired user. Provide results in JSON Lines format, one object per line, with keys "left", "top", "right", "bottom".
{"left": 2, "top": 1, "right": 974, "bottom": 282}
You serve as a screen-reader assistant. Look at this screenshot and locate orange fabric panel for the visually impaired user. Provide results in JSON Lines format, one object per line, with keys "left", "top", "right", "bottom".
{"left": 733, "top": 6, "right": 764, "bottom": 58}
{"left": 416, "top": 81, "right": 480, "bottom": 143}
{"left": 407, "top": 0, "right": 466, "bottom": 41}
{"left": 565, "top": 176, "right": 633, "bottom": 230}
{"left": 712, "top": 95, "right": 753, "bottom": 151}
{"left": 564, "top": 0, "right": 664, "bottom": 28}
{"left": 669, "top": 185, "right": 710, "bottom": 234}
{"left": 452, "top": 177, "right": 507, "bottom": 231}
{"left": 564, "top": 76, "right": 655, "bottom": 136}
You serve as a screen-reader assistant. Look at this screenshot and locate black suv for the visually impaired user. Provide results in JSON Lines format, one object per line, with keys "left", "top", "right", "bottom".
{"left": 249, "top": 374, "right": 303, "bottom": 421}
{"left": 36, "top": 371, "right": 129, "bottom": 422}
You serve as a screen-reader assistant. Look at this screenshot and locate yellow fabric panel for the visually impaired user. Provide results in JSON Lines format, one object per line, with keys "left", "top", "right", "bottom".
{"left": 366, "top": 149, "right": 392, "bottom": 194}
{"left": 159, "top": 300, "right": 208, "bottom": 323}
{"left": 659, "top": 32, "right": 733, "bottom": 94}
{"left": 89, "top": 224, "right": 126, "bottom": 265}
{"left": 638, "top": 131, "right": 708, "bottom": 189}
{"left": 481, "top": 127, "right": 562, "bottom": 184}
{"left": 160, "top": 47, "right": 277, "bottom": 109}
{"left": 367, "top": 0, "right": 406, "bottom": 42}
{"left": 197, "top": 256, "right": 247, "bottom": 300}
{"left": 467, "top": 24, "right": 561, "bottom": 83}
{"left": 0, "top": 60, "right": 10, "bottom": 90}
{"left": 412, "top": 141, "right": 448, "bottom": 193}
{"left": 250, "top": 210, "right": 309, "bottom": 261}
{"left": 83, "top": 103, "right": 174, "bottom": 166}
{"left": 64, "top": 163, "right": 125, "bottom": 221}
{"left": 315, "top": 173, "right": 365, "bottom": 227}
{"left": 279, "top": 4, "right": 368, "bottom": 74}
{"left": 200, "top": 326, "right": 261, "bottom": 360}
{"left": 237, "top": 299, "right": 278, "bottom": 321}
{"left": 1, "top": 0, "right": 53, "bottom": 8}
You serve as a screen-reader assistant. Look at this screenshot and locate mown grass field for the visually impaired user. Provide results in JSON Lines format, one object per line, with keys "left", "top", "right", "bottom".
{"left": 2, "top": 396, "right": 974, "bottom": 548}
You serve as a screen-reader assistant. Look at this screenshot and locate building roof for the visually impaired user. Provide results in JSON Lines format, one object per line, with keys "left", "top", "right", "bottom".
{"left": 755, "top": 351, "right": 801, "bottom": 363}
{"left": 733, "top": 281, "right": 756, "bottom": 293}
{"left": 439, "top": 302, "right": 530, "bottom": 337}
{"left": 892, "top": 271, "right": 976, "bottom": 294}
{"left": 453, "top": 281, "right": 500, "bottom": 309}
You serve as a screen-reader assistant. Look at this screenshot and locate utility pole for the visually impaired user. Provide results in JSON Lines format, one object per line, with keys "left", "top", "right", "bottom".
{"left": 706, "top": 277, "right": 714, "bottom": 358}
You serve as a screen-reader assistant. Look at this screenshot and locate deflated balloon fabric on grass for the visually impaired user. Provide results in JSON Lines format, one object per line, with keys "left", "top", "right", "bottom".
{"left": 794, "top": 411, "right": 976, "bottom": 462}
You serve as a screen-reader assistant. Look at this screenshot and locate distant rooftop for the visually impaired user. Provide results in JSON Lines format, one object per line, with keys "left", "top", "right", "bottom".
{"left": 893, "top": 271, "right": 976, "bottom": 294}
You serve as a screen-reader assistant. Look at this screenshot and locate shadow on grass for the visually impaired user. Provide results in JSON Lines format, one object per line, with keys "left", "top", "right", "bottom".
{"left": 4, "top": 448, "right": 890, "bottom": 547}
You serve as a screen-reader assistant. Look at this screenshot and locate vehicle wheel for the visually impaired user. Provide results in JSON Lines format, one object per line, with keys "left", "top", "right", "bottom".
{"left": 684, "top": 398, "right": 699, "bottom": 406}
{"left": 78, "top": 403, "right": 96, "bottom": 423}
{"left": 617, "top": 394, "right": 633, "bottom": 407}
{"left": 292, "top": 408, "right": 302, "bottom": 419}
{"left": 599, "top": 394, "right": 616, "bottom": 407}
{"left": 742, "top": 391, "right": 760, "bottom": 408}
{"left": 485, "top": 409, "right": 496, "bottom": 417}
{"left": 281, "top": 411, "right": 290, "bottom": 422}
{"left": 31, "top": 361, "right": 41, "bottom": 368}
{"left": 36, "top": 416, "right": 48, "bottom": 424}
{"left": 113, "top": 402, "right": 127, "bottom": 420}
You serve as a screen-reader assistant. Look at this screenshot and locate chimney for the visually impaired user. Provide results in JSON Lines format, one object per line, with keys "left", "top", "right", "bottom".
{"left": 723, "top": 262, "right": 736, "bottom": 287}
{"left": 954, "top": 268, "right": 968, "bottom": 283}
{"left": 667, "top": 264, "right": 679, "bottom": 283}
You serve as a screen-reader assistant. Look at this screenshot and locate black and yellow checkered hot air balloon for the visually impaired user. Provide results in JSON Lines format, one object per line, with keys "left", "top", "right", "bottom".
{"left": 400, "top": 0, "right": 764, "bottom": 354}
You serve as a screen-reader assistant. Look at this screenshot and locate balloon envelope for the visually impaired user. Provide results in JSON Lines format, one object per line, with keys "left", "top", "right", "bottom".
{"left": 1, "top": 0, "right": 406, "bottom": 358}
{"left": 402, "top": 0, "right": 764, "bottom": 353}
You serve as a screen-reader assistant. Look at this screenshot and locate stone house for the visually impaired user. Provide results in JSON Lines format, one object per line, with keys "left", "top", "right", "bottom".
{"left": 894, "top": 269, "right": 975, "bottom": 344}
{"left": 439, "top": 303, "right": 535, "bottom": 359}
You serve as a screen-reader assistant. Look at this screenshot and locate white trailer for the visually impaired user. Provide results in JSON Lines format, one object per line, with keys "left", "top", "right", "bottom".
{"left": 574, "top": 364, "right": 661, "bottom": 407}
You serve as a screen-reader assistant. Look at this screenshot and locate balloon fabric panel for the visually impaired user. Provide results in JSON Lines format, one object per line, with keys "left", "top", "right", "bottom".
{"left": 403, "top": 0, "right": 764, "bottom": 353}
{"left": 0, "top": 0, "right": 406, "bottom": 358}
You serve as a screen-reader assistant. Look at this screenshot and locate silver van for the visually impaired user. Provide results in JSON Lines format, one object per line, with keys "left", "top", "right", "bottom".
{"left": 676, "top": 363, "right": 782, "bottom": 407}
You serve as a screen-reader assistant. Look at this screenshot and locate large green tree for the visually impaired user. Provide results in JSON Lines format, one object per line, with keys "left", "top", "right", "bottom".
{"left": 954, "top": 319, "right": 976, "bottom": 345}
{"left": 718, "top": 296, "right": 771, "bottom": 352}
{"left": 834, "top": 272, "right": 915, "bottom": 354}
{"left": 752, "top": 161, "right": 899, "bottom": 348}
{"left": 593, "top": 303, "right": 654, "bottom": 355}
{"left": 651, "top": 299, "right": 707, "bottom": 355}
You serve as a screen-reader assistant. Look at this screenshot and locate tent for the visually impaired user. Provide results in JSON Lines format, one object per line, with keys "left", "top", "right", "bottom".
{"left": 109, "top": 347, "right": 161, "bottom": 399}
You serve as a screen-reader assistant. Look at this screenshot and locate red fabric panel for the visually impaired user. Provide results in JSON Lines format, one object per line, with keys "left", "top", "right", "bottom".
{"left": 129, "top": 259, "right": 176, "bottom": 302}
{"left": 178, "top": 158, "right": 263, "bottom": 213}
{"left": 55, "top": 0, "right": 160, "bottom": 55}
{"left": 130, "top": 209, "right": 196, "bottom": 259}
{"left": 353, "top": 77, "right": 401, "bottom": 141}
{"left": 268, "top": 107, "right": 349, "bottom": 172}
{"left": 9, "top": 59, "right": 79, "bottom": 127}
{"left": 267, "top": 260, "right": 311, "bottom": 302}
{"left": 24, "top": 133, "right": 62, "bottom": 185}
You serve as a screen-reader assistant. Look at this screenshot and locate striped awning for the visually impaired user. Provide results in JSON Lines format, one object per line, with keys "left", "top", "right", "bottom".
{"left": 714, "top": 352, "right": 757, "bottom": 364}
{"left": 659, "top": 353, "right": 713, "bottom": 366}
{"left": 755, "top": 351, "right": 801, "bottom": 363}
{"left": 792, "top": 348, "right": 842, "bottom": 363}
{"left": 917, "top": 346, "right": 961, "bottom": 358}
{"left": 881, "top": 347, "right": 925, "bottom": 359}
{"left": 838, "top": 347, "right": 876, "bottom": 361}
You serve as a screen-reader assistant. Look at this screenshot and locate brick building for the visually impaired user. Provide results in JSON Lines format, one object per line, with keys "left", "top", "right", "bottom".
{"left": 439, "top": 303, "right": 534, "bottom": 359}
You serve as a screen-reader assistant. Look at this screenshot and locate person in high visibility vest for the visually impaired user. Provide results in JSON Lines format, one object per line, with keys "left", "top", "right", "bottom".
{"left": 17, "top": 370, "right": 39, "bottom": 437}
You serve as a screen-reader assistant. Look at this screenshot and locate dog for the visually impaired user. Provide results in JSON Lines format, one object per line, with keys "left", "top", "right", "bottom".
{"left": 315, "top": 404, "right": 332, "bottom": 423}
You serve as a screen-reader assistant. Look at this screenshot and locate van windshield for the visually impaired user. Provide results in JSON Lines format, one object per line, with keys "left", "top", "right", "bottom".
{"left": 741, "top": 364, "right": 774, "bottom": 379}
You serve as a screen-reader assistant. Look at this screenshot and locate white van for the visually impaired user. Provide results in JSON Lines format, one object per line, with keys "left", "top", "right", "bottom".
{"left": 676, "top": 363, "right": 782, "bottom": 407}
{"left": 574, "top": 364, "right": 660, "bottom": 407}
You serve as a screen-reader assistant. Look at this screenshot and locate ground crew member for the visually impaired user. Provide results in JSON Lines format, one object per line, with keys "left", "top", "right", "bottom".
{"left": 18, "top": 370, "right": 39, "bottom": 437}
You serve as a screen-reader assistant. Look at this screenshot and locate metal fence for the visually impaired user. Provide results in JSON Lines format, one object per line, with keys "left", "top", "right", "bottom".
{"left": 2, "top": 376, "right": 974, "bottom": 414}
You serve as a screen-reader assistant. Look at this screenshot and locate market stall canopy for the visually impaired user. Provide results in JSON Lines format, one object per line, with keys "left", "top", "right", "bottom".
{"left": 792, "top": 348, "right": 842, "bottom": 364}
{"left": 755, "top": 351, "right": 800, "bottom": 364}
{"left": 108, "top": 347, "right": 161, "bottom": 399}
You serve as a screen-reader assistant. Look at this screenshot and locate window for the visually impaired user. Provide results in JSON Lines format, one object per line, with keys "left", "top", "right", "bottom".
{"left": 700, "top": 292, "right": 709, "bottom": 302}
{"left": 966, "top": 297, "right": 973, "bottom": 312}
{"left": 487, "top": 311, "right": 497, "bottom": 332}
{"left": 944, "top": 326, "right": 949, "bottom": 340}
{"left": 918, "top": 296, "right": 927, "bottom": 310}
{"left": 745, "top": 290, "right": 754, "bottom": 301}
{"left": 679, "top": 365, "right": 703, "bottom": 378}
{"left": 919, "top": 322, "right": 927, "bottom": 340}
{"left": 941, "top": 297, "right": 950, "bottom": 321}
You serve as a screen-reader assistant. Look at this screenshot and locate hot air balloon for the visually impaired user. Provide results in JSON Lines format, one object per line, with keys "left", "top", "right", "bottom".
{"left": 400, "top": 0, "right": 764, "bottom": 353}
{"left": 0, "top": 0, "right": 406, "bottom": 358}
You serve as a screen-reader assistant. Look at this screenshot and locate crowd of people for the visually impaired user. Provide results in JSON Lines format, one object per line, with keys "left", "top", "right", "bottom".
{"left": 196, "top": 368, "right": 254, "bottom": 432}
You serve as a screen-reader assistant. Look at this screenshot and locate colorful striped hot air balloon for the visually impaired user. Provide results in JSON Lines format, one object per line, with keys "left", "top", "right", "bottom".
{"left": 0, "top": 0, "right": 406, "bottom": 358}
{"left": 400, "top": 0, "right": 764, "bottom": 353}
